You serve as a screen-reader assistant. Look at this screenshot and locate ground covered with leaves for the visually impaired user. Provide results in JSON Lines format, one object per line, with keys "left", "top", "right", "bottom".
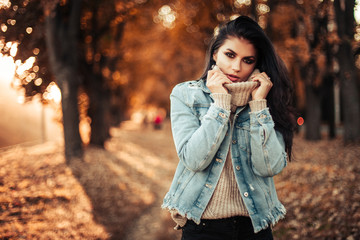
{"left": 0, "top": 121, "right": 359, "bottom": 240}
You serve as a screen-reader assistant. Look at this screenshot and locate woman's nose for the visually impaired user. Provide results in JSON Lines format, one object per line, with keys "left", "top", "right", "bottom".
{"left": 232, "top": 61, "right": 241, "bottom": 72}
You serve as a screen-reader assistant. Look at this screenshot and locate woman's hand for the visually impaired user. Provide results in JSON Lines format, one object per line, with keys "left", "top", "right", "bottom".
{"left": 206, "top": 67, "right": 232, "bottom": 94}
{"left": 250, "top": 72, "right": 273, "bottom": 100}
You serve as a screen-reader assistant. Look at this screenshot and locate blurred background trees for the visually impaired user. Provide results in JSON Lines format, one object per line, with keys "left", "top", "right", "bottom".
{"left": 334, "top": 0, "right": 360, "bottom": 143}
{"left": 0, "top": 0, "right": 359, "bottom": 160}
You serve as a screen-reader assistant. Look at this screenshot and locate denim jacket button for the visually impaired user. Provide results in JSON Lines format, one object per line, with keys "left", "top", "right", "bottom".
{"left": 236, "top": 166, "right": 240, "bottom": 171}
{"left": 205, "top": 184, "right": 212, "bottom": 188}
{"left": 260, "top": 114, "right": 266, "bottom": 119}
{"left": 216, "top": 158, "right": 223, "bottom": 163}
{"left": 232, "top": 140, "right": 237, "bottom": 144}
{"left": 219, "top": 112, "right": 226, "bottom": 118}
{"left": 244, "top": 192, "right": 249, "bottom": 197}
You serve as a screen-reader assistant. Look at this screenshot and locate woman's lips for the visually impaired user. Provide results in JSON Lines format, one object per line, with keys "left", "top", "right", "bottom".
{"left": 226, "top": 74, "right": 240, "bottom": 82}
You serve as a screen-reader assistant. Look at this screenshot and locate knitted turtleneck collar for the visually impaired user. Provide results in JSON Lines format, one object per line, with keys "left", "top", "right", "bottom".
{"left": 225, "top": 81, "right": 259, "bottom": 112}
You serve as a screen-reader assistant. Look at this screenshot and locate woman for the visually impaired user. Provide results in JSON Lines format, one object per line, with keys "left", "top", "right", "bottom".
{"left": 162, "top": 16, "right": 295, "bottom": 240}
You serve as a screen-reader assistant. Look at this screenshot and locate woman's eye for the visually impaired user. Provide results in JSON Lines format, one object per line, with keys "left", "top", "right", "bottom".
{"left": 244, "top": 58, "right": 255, "bottom": 64}
{"left": 225, "top": 52, "right": 235, "bottom": 58}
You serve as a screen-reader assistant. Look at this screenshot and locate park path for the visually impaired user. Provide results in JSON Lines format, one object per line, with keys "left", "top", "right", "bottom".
{"left": 105, "top": 120, "right": 182, "bottom": 240}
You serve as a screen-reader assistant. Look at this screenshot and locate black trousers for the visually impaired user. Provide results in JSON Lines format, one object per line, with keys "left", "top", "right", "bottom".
{"left": 181, "top": 216, "right": 273, "bottom": 240}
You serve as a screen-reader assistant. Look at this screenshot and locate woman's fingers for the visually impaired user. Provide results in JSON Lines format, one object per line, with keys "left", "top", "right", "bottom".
{"left": 250, "top": 72, "right": 273, "bottom": 100}
{"left": 207, "top": 69, "right": 232, "bottom": 94}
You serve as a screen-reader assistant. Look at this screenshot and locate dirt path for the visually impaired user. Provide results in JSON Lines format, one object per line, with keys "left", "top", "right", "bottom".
{"left": 105, "top": 121, "right": 181, "bottom": 240}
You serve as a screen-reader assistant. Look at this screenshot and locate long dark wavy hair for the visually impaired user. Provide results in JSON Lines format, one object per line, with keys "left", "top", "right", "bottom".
{"left": 201, "top": 16, "right": 296, "bottom": 160}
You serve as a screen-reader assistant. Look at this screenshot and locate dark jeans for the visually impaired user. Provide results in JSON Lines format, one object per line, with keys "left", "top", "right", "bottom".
{"left": 181, "top": 216, "right": 273, "bottom": 240}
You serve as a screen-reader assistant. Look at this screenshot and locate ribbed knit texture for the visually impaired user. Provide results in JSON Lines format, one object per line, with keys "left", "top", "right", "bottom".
{"left": 249, "top": 99, "right": 267, "bottom": 112}
{"left": 212, "top": 93, "right": 232, "bottom": 111}
{"left": 225, "top": 81, "right": 259, "bottom": 112}
{"left": 202, "top": 146, "right": 249, "bottom": 219}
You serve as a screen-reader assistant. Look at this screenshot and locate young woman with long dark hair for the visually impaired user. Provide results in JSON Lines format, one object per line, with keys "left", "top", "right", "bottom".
{"left": 162, "top": 15, "right": 295, "bottom": 240}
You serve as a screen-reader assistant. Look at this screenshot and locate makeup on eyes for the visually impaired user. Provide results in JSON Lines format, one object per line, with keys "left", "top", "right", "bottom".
{"left": 224, "top": 49, "right": 256, "bottom": 64}
{"left": 243, "top": 57, "right": 256, "bottom": 64}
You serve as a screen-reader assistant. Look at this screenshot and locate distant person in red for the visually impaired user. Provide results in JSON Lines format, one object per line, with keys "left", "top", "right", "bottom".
{"left": 153, "top": 114, "right": 163, "bottom": 130}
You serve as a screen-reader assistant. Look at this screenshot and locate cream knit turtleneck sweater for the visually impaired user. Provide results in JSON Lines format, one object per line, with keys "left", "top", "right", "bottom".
{"left": 201, "top": 141, "right": 249, "bottom": 219}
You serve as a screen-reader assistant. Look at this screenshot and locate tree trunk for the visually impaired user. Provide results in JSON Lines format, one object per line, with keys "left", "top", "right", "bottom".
{"left": 305, "top": 85, "right": 322, "bottom": 140}
{"left": 44, "top": 0, "right": 83, "bottom": 160}
{"left": 338, "top": 43, "right": 360, "bottom": 142}
{"left": 250, "top": 0, "right": 258, "bottom": 22}
{"left": 323, "top": 34, "right": 336, "bottom": 139}
{"left": 86, "top": 74, "right": 110, "bottom": 147}
{"left": 59, "top": 72, "right": 83, "bottom": 159}
{"left": 323, "top": 75, "right": 336, "bottom": 138}
{"left": 301, "top": 1, "right": 333, "bottom": 141}
{"left": 334, "top": 0, "right": 360, "bottom": 143}
{"left": 81, "top": 3, "right": 120, "bottom": 147}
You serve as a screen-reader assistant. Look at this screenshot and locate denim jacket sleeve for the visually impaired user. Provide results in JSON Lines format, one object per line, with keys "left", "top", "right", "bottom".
{"left": 249, "top": 108, "right": 287, "bottom": 177}
{"left": 170, "top": 84, "right": 230, "bottom": 172}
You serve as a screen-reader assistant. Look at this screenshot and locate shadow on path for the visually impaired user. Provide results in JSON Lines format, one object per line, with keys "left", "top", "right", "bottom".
{"left": 67, "top": 122, "right": 182, "bottom": 240}
{"left": 68, "top": 147, "right": 157, "bottom": 239}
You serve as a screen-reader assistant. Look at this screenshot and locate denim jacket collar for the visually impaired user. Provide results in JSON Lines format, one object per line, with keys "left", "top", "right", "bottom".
{"left": 194, "top": 79, "right": 211, "bottom": 93}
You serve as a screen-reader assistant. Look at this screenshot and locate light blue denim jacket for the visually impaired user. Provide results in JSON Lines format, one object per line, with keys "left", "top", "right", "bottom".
{"left": 162, "top": 79, "right": 287, "bottom": 233}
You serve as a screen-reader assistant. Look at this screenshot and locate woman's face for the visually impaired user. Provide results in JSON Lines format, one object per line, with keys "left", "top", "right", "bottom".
{"left": 213, "top": 36, "right": 257, "bottom": 83}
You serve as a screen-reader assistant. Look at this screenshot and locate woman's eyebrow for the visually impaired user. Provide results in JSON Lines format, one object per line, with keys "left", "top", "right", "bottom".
{"left": 226, "top": 48, "right": 237, "bottom": 55}
{"left": 243, "top": 56, "right": 256, "bottom": 59}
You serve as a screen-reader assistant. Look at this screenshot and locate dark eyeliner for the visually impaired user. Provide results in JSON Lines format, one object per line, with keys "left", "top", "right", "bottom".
{"left": 243, "top": 57, "right": 256, "bottom": 64}
{"left": 225, "top": 52, "right": 235, "bottom": 58}
{"left": 225, "top": 49, "right": 237, "bottom": 58}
